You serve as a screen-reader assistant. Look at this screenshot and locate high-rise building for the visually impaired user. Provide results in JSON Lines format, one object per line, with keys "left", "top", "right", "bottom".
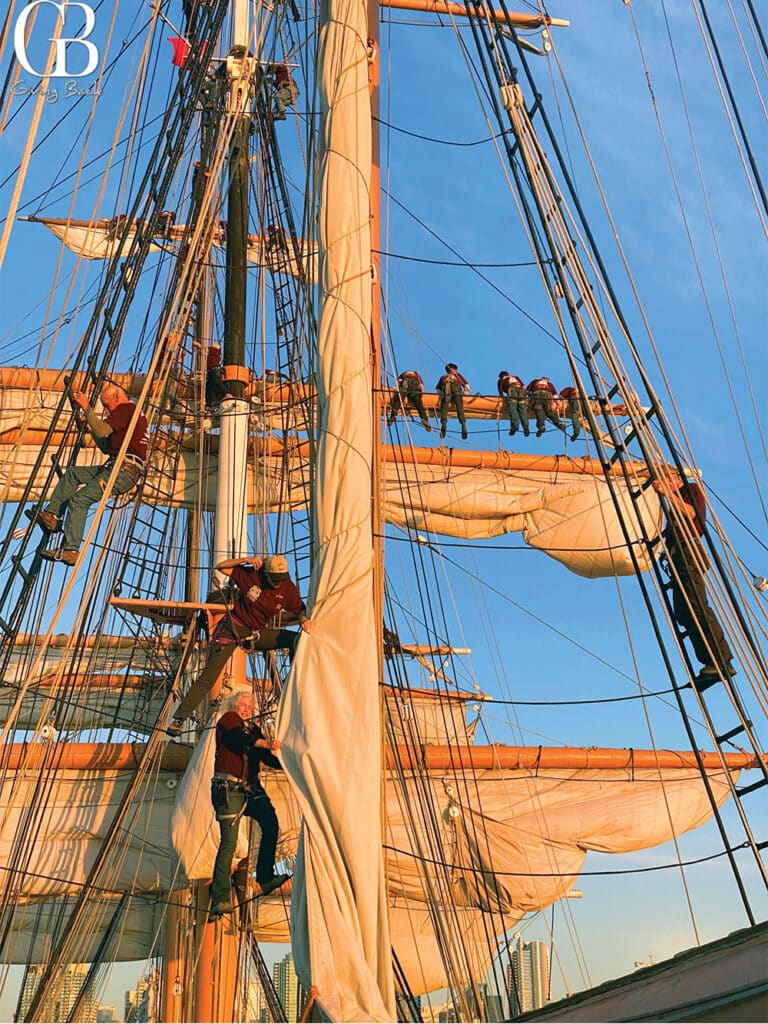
{"left": 273, "top": 951, "right": 305, "bottom": 1023}
{"left": 96, "top": 1006, "right": 118, "bottom": 1023}
{"left": 507, "top": 933, "right": 550, "bottom": 1015}
{"left": 246, "top": 978, "right": 270, "bottom": 1022}
{"left": 125, "top": 966, "right": 159, "bottom": 1023}
{"left": 19, "top": 964, "right": 98, "bottom": 1022}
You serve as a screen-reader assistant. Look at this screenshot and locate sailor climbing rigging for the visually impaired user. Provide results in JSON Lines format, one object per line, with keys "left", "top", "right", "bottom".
{"left": 655, "top": 477, "right": 736, "bottom": 689}
{"left": 170, "top": 554, "right": 310, "bottom": 730}
{"left": 27, "top": 381, "right": 148, "bottom": 566}
{"left": 209, "top": 691, "right": 290, "bottom": 919}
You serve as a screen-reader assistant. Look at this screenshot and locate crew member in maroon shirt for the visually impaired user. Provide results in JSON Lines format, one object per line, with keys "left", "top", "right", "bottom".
{"left": 170, "top": 554, "right": 311, "bottom": 731}
{"left": 527, "top": 376, "right": 566, "bottom": 438}
{"left": 559, "top": 384, "right": 587, "bottom": 442}
{"left": 28, "top": 381, "right": 148, "bottom": 566}
{"left": 436, "top": 363, "right": 470, "bottom": 440}
{"left": 209, "top": 691, "right": 290, "bottom": 918}
{"left": 654, "top": 477, "right": 735, "bottom": 688}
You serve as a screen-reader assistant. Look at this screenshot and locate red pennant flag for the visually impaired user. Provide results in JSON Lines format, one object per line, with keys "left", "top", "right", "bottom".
{"left": 168, "top": 37, "right": 190, "bottom": 67}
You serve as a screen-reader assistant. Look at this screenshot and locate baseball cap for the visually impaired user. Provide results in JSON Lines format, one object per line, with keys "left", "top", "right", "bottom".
{"left": 263, "top": 554, "right": 290, "bottom": 579}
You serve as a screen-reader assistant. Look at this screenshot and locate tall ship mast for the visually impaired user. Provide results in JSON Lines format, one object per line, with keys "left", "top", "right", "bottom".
{"left": 0, "top": 0, "right": 765, "bottom": 1021}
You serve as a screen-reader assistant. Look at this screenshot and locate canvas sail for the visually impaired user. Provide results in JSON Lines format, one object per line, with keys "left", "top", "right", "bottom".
{"left": 0, "top": 742, "right": 742, "bottom": 979}
{"left": 0, "top": 434, "right": 662, "bottom": 577}
{"left": 273, "top": 0, "right": 396, "bottom": 1014}
{"left": 32, "top": 216, "right": 317, "bottom": 278}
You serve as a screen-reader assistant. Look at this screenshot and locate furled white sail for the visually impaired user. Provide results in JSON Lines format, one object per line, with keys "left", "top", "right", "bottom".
{"left": 33, "top": 217, "right": 317, "bottom": 279}
{"left": 0, "top": 768, "right": 181, "bottom": 898}
{"left": 0, "top": 439, "right": 661, "bottom": 578}
{"left": 274, "top": 0, "right": 396, "bottom": 1015}
{"left": 41, "top": 219, "right": 163, "bottom": 260}
{"left": 0, "top": 679, "right": 167, "bottom": 733}
{"left": 382, "top": 461, "right": 662, "bottom": 577}
{"left": 0, "top": 895, "right": 167, "bottom": 963}
{"left": 166, "top": 750, "right": 741, "bottom": 992}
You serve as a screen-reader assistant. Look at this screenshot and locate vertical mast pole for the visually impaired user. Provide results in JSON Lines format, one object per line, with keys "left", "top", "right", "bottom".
{"left": 214, "top": 0, "right": 253, "bottom": 569}
{"left": 194, "top": 2, "right": 254, "bottom": 1020}
{"left": 368, "top": 3, "right": 384, "bottom": 683}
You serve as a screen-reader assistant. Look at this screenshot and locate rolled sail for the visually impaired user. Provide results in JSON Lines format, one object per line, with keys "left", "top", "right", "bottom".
{"left": 0, "top": 434, "right": 662, "bottom": 577}
{"left": 0, "top": 740, "right": 748, "bottom": 979}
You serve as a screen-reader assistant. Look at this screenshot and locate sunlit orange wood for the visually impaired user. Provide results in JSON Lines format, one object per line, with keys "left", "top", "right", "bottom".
{"left": 109, "top": 597, "right": 228, "bottom": 625}
{"left": 379, "top": 0, "right": 568, "bottom": 28}
{"left": 3, "top": 741, "right": 191, "bottom": 772}
{"left": 389, "top": 745, "right": 758, "bottom": 771}
{"left": 36, "top": 673, "right": 146, "bottom": 689}
{"left": 15, "top": 632, "right": 172, "bottom": 650}
{"left": 0, "top": 427, "right": 650, "bottom": 481}
{"left": 192, "top": 885, "right": 239, "bottom": 1023}
{"left": 4, "top": 741, "right": 755, "bottom": 773}
{"left": 160, "top": 896, "right": 184, "bottom": 1024}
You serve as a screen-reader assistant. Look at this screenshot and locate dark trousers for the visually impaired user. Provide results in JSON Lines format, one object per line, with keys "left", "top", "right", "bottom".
{"left": 669, "top": 550, "right": 733, "bottom": 669}
{"left": 210, "top": 782, "right": 279, "bottom": 905}
{"left": 531, "top": 391, "right": 564, "bottom": 433}
{"left": 389, "top": 384, "right": 428, "bottom": 423}
{"left": 566, "top": 398, "right": 587, "bottom": 439}
{"left": 504, "top": 391, "right": 529, "bottom": 435}
{"left": 173, "top": 617, "right": 300, "bottom": 721}
{"left": 438, "top": 385, "right": 466, "bottom": 428}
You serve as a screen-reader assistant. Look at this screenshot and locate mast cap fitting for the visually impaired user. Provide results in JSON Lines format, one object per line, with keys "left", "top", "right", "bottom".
{"left": 221, "top": 365, "right": 251, "bottom": 383}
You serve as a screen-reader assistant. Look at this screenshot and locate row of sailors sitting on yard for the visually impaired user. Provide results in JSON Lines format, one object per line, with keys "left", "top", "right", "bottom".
{"left": 387, "top": 365, "right": 588, "bottom": 441}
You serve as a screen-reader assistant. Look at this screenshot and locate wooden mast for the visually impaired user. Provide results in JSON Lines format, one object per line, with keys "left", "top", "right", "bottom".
{"left": 192, "top": 0, "right": 254, "bottom": 1017}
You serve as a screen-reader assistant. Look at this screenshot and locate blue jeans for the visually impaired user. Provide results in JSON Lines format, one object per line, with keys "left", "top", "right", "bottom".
{"left": 210, "top": 781, "right": 279, "bottom": 905}
{"left": 47, "top": 461, "right": 142, "bottom": 550}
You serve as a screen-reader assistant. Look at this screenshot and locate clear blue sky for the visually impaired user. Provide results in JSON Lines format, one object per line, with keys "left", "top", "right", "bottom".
{"left": 0, "top": 0, "right": 765, "bottom": 1015}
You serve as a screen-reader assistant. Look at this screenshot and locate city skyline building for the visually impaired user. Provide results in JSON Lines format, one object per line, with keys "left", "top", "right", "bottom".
{"left": 125, "top": 965, "right": 159, "bottom": 1023}
{"left": 273, "top": 951, "right": 304, "bottom": 1022}
{"left": 507, "top": 933, "right": 550, "bottom": 1016}
{"left": 19, "top": 964, "right": 98, "bottom": 1022}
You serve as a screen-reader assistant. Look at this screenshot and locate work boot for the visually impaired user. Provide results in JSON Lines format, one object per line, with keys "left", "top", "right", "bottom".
{"left": 208, "top": 900, "right": 234, "bottom": 920}
{"left": 523, "top": 427, "right": 530, "bottom": 437}
{"left": 257, "top": 873, "right": 291, "bottom": 898}
{"left": 421, "top": 419, "right": 432, "bottom": 432}
{"left": 508, "top": 427, "right": 516, "bottom": 436}
{"left": 25, "top": 508, "right": 62, "bottom": 533}
{"left": 386, "top": 414, "right": 396, "bottom": 427}
{"left": 41, "top": 548, "right": 78, "bottom": 566}
{"left": 693, "top": 665, "right": 722, "bottom": 692}
{"left": 536, "top": 428, "right": 544, "bottom": 437}
{"left": 570, "top": 432, "right": 580, "bottom": 442}
{"left": 461, "top": 425, "right": 468, "bottom": 440}
{"left": 232, "top": 865, "right": 249, "bottom": 907}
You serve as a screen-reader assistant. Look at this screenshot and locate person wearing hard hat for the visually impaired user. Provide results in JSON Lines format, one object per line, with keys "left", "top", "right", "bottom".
{"left": 169, "top": 554, "right": 310, "bottom": 732}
